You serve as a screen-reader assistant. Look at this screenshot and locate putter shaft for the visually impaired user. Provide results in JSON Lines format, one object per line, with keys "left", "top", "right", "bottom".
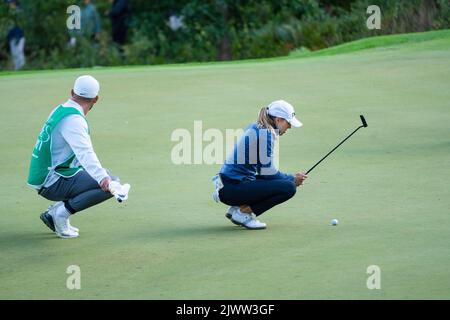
{"left": 306, "top": 124, "right": 365, "bottom": 175}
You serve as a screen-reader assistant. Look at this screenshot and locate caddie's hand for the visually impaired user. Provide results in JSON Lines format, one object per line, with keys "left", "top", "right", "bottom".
{"left": 100, "top": 176, "right": 112, "bottom": 192}
{"left": 294, "top": 172, "right": 308, "bottom": 187}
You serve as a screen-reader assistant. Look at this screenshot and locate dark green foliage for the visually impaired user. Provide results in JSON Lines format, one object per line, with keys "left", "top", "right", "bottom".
{"left": 0, "top": 0, "right": 449, "bottom": 70}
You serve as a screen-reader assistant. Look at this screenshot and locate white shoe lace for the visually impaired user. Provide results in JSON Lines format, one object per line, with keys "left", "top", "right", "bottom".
{"left": 241, "top": 213, "right": 253, "bottom": 224}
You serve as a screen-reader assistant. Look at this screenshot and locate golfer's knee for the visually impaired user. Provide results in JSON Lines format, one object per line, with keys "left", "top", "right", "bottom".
{"left": 284, "top": 181, "right": 297, "bottom": 199}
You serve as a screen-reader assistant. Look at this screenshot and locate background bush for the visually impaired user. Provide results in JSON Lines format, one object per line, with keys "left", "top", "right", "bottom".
{"left": 0, "top": 0, "right": 449, "bottom": 71}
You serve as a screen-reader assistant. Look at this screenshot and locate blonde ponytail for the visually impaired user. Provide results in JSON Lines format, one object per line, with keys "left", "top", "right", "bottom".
{"left": 257, "top": 107, "right": 277, "bottom": 137}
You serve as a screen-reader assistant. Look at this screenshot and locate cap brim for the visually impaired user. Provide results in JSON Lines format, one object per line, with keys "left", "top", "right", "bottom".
{"left": 289, "top": 117, "right": 303, "bottom": 128}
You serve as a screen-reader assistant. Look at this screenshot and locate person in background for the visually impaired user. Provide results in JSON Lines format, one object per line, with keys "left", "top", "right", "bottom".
{"left": 68, "top": 0, "right": 101, "bottom": 47}
{"left": 82, "top": 0, "right": 101, "bottom": 40}
{"left": 6, "top": 0, "right": 25, "bottom": 70}
{"left": 109, "top": 0, "right": 129, "bottom": 45}
{"left": 167, "top": 12, "right": 184, "bottom": 32}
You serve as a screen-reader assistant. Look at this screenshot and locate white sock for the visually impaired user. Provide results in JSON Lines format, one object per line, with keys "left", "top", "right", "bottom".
{"left": 53, "top": 201, "right": 63, "bottom": 210}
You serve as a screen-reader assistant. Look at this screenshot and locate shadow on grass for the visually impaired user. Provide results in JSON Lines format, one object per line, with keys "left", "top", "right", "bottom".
{"left": 0, "top": 224, "right": 267, "bottom": 249}
{"left": 130, "top": 224, "right": 250, "bottom": 241}
{"left": 0, "top": 231, "right": 60, "bottom": 251}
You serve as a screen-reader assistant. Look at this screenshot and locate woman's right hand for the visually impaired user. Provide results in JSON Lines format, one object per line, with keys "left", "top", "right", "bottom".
{"left": 100, "top": 176, "right": 112, "bottom": 193}
{"left": 294, "top": 172, "right": 308, "bottom": 187}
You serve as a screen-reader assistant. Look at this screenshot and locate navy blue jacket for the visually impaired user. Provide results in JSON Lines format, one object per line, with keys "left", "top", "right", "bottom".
{"left": 220, "top": 123, "right": 294, "bottom": 182}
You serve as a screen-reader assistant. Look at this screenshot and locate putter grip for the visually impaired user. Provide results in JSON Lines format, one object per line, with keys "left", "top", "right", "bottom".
{"left": 360, "top": 115, "right": 368, "bottom": 127}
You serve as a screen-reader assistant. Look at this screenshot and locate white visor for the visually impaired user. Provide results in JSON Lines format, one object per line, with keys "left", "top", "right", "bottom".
{"left": 288, "top": 116, "right": 303, "bottom": 128}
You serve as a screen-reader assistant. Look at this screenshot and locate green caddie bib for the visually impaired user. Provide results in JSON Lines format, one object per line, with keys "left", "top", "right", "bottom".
{"left": 27, "top": 105, "right": 89, "bottom": 189}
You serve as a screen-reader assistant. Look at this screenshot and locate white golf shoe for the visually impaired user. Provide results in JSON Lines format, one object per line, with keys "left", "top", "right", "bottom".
{"left": 226, "top": 206, "right": 240, "bottom": 225}
{"left": 231, "top": 209, "right": 267, "bottom": 230}
{"left": 48, "top": 202, "right": 79, "bottom": 233}
{"left": 226, "top": 206, "right": 238, "bottom": 219}
{"left": 48, "top": 204, "right": 79, "bottom": 239}
{"left": 67, "top": 219, "right": 79, "bottom": 233}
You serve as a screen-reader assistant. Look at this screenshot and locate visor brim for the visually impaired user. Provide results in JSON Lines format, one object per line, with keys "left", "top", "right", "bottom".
{"left": 289, "top": 117, "right": 303, "bottom": 128}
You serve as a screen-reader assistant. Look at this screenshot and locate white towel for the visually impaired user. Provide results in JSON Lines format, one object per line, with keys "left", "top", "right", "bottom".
{"left": 109, "top": 181, "right": 131, "bottom": 203}
{"left": 211, "top": 174, "right": 223, "bottom": 203}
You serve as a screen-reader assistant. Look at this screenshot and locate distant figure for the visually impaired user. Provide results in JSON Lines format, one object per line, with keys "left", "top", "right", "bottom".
{"left": 7, "top": 26, "right": 25, "bottom": 70}
{"left": 68, "top": 0, "right": 101, "bottom": 46}
{"left": 6, "top": 0, "right": 25, "bottom": 70}
{"left": 81, "top": 0, "right": 101, "bottom": 40}
{"left": 167, "top": 14, "right": 184, "bottom": 32}
{"left": 109, "top": 0, "right": 129, "bottom": 45}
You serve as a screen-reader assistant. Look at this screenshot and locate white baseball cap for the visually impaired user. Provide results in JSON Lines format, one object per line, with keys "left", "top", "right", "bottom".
{"left": 267, "top": 100, "right": 303, "bottom": 128}
{"left": 73, "top": 75, "right": 100, "bottom": 98}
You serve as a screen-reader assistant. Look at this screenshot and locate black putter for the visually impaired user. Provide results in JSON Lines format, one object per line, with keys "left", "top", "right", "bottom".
{"left": 306, "top": 115, "right": 368, "bottom": 174}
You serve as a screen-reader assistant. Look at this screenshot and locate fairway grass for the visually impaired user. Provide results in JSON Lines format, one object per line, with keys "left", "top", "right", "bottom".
{"left": 0, "top": 30, "right": 449, "bottom": 299}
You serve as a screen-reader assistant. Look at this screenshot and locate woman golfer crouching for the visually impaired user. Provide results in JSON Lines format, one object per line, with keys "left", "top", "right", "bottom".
{"left": 212, "top": 100, "right": 307, "bottom": 230}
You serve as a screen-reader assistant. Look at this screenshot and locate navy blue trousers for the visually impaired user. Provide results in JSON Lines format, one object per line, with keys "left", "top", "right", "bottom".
{"left": 218, "top": 175, "right": 297, "bottom": 216}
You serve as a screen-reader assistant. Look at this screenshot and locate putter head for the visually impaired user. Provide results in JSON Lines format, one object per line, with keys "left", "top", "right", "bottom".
{"left": 360, "top": 115, "right": 368, "bottom": 127}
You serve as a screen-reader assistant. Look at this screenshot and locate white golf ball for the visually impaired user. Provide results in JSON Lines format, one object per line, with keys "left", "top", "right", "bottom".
{"left": 331, "top": 219, "right": 339, "bottom": 226}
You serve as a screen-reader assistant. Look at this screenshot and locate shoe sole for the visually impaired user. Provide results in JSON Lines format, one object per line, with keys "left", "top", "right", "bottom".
{"left": 40, "top": 212, "right": 56, "bottom": 232}
{"left": 230, "top": 218, "right": 266, "bottom": 230}
{"left": 56, "top": 232, "right": 79, "bottom": 239}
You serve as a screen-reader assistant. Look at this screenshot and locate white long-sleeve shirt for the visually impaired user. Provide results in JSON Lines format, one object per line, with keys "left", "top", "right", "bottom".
{"left": 43, "top": 99, "right": 109, "bottom": 188}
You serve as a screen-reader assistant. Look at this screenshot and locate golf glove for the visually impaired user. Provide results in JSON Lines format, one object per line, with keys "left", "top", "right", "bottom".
{"left": 109, "top": 181, "right": 131, "bottom": 203}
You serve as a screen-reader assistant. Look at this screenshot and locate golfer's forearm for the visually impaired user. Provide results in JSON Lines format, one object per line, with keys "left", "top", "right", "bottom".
{"left": 67, "top": 139, "right": 108, "bottom": 183}
{"left": 259, "top": 170, "right": 294, "bottom": 181}
{"left": 75, "top": 149, "right": 109, "bottom": 184}
{"left": 61, "top": 119, "right": 109, "bottom": 184}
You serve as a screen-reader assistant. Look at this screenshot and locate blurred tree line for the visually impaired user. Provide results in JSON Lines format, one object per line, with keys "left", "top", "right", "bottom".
{"left": 0, "top": 0, "right": 449, "bottom": 70}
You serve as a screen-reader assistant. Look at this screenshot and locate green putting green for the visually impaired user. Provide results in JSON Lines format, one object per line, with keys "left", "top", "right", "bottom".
{"left": 1, "top": 30, "right": 449, "bottom": 299}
